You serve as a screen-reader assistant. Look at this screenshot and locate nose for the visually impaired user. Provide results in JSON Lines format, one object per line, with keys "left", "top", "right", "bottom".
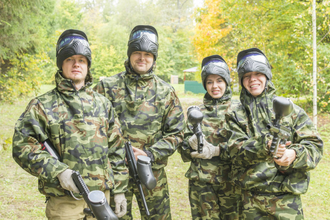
{"left": 140, "top": 54, "right": 146, "bottom": 60}
{"left": 73, "top": 59, "right": 80, "bottom": 67}
{"left": 249, "top": 74, "right": 257, "bottom": 81}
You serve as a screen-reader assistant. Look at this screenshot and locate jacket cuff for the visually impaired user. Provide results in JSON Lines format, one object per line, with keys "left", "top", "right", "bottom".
{"left": 145, "top": 150, "right": 155, "bottom": 162}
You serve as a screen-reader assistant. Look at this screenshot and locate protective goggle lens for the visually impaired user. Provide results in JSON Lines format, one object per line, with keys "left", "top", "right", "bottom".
{"left": 203, "top": 60, "right": 227, "bottom": 70}
{"left": 237, "top": 53, "right": 269, "bottom": 69}
{"left": 130, "top": 30, "right": 157, "bottom": 43}
{"left": 58, "top": 35, "right": 86, "bottom": 51}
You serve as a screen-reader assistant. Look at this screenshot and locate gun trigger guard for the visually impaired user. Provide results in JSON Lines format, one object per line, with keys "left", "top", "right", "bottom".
{"left": 70, "top": 191, "right": 83, "bottom": 200}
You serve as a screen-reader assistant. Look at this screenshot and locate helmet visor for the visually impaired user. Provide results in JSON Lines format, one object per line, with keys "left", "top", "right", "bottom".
{"left": 57, "top": 35, "right": 86, "bottom": 53}
{"left": 237, "top": 53, "right": 269, "bottom": 69}
{"left": 202, "top": 60, "right": 228, "bottom": 70}
{"left": 130, "top": 30, "right": 158, "bottom": 44}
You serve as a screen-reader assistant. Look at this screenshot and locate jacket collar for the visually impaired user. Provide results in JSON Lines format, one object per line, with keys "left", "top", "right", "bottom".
{"left": 203, "top": 85, "right": 232, "bottom": 107}
{"left": 240, "top": 80, "right": 276, "bottom": 106}
{"left": 55, "top": 70, "right": 93, "bottom": 93}
{"left": 124, "top": 60, "right": 155, "bottom": 82}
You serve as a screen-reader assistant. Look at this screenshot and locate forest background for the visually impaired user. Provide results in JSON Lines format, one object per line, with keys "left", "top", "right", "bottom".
{"left": 0, "top": 0, "right": 330, "bottom": 219}
{"left": 1, "top": 0, "right": 330, "bottom": 109}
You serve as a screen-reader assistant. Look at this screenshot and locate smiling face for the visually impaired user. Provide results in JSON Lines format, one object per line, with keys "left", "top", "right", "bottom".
{"left": 205, "top": 74, "right": 227, "bottom": 99}
{"left": 130, "top": 51, "right": 154, "bottom": 75}
{"left": 61, "top": 55, "right": 88, "bottom": 90}
{"left": 242, "top": 71, "right": 267, "bottom": 97}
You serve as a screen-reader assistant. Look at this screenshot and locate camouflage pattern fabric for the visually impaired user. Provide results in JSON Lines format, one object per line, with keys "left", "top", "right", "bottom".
{"left": 224, "top": 81, "right": 323, "bottom": 218}
{"left": 94, "top": 61, "right": 185, "bottom": 219}
{"left": 178, "top": 86, "right": 241, "bottom": 219}
{"left": 189, "top": 180, "right": 241, "bottom": 220}
{"left": 241, "top": 190, "right": 304, "bottom": 220}
{"left": 12, "top": 71, "right": 128, "bottom": 197}
{"left": 111, "top": 168, "right": 171, "bottom": 220}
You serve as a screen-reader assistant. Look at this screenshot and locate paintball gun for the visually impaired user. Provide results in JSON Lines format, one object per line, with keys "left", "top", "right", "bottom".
{"left": 41, "top": 139, "right": 118, "bottom": 220}
{"left": 71, "top": 171, "right": 118, "bottom": 220}
{"left": 125, "top": 141, "right": 156, "bottom": 216}
{"left": 187, "top": 106, "right": 204, "bottom": 153}
{"left": 267, "top": 97, "right": 293, "bottom": 158}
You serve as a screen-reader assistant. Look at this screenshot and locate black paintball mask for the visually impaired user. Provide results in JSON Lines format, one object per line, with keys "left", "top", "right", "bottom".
{"left": 236, "top": 48, "right": 272, "bottom": 85}
{"left": 201, "top": 55, "right": 231, "bottom": 90}
{"left": 127, "top": 25, "right": 159, "bottom": 61}
{"left": 56, "top": 29, "right": 92, "bottom": 70}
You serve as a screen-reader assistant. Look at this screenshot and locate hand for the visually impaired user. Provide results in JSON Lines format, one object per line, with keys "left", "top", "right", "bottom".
{"left": 132, "top": 146, "right": 147, "bottom": 161}
{"left": 114, "top": 193, "right": 127, "bottom": 218}
{"left": 57, "top": 169, "right": 79, "bottom": 193}
{"left": 188, "top": 134, "right": 198, "bottom": 150}
{"left": 274, "top": 142, "right": 296, "bottom": 166}
{"left": 272, "top": 141, "right": 291, "bottom": 159}
{"left": 190, "top": 137, "right": 220, "bottom": 159}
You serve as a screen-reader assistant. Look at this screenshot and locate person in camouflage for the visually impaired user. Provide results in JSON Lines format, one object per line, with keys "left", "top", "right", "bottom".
{"left": 225, "top": 48, "right": 323, "bottom": 219}
{"left": 94, "top": 25, "right": 185, "bottom": 220}
{"left": 12, "top": 29, "right": 129, "bottom": 220}
{"left": 178, "top": 55, "right": 241, "bottom": 220}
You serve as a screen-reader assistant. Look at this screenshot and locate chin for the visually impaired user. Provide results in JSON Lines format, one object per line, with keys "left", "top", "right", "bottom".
{"left": 211, "top": 94, "right": 222, "bottom": 99}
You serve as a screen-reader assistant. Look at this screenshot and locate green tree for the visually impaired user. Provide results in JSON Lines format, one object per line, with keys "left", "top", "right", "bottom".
{"left": 193, "top": 0, "right": 330, "bottom": 111}
{"left": 0, "top": 0, "right": 56, "bottom": 102}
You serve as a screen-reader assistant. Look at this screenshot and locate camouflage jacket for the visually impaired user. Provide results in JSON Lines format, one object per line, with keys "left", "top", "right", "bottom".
{"left": 225, "top": 81, "right": 323, "bottom": 194}
{"left": 178, "top": 86, "right": 240, "bottom": 184}
{"left": 12, "top": 71, "right": 128, "bottom": 197}
{"left": 94, "top": 62, "right": 185, "bottom": 169}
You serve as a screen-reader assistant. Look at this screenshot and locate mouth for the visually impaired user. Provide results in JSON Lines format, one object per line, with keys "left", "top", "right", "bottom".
{"left": 250, "top": 84, "right": 260, "bottom": 89}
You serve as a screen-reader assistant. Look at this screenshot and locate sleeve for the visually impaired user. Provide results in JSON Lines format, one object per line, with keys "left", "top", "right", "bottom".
{"left": 107, "top": 103, "right": 129, "bottom": 194}
{"left": 177, "top": 124, "right": 194, "bottom": 163}
{"left": 224, "top": 111, "right": 273, "bottom": 167}
{"left": 286, "top": 107, "right": 323, "bottom": 171}
{"left": 12, "top": 99, "right": 68, "bottom": 181}
{"left": 146, "top": 90, "right": 185, "bottom": 162}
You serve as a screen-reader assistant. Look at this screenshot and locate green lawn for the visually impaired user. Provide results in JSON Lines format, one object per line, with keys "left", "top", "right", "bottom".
{"left": 0, "top": 84, "right": 329, "bottom": 219}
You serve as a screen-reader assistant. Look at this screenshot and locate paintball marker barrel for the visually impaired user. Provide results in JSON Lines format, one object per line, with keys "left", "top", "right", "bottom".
{"left": 187, "top": 106, "right": 204, "bottom": 153}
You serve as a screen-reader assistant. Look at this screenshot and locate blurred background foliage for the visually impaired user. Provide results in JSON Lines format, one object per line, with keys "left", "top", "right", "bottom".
{"left": 1, "top": 0, "right": 330, "bottom": 111}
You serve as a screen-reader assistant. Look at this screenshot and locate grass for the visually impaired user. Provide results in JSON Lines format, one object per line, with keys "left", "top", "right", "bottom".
{"left": 0, "top": 84, "right": 329, "bottom": 219}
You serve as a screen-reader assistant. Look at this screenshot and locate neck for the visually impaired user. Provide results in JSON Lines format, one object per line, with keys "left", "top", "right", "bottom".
{"left": 73, "top": 81, "right": 85, "bottom": 91}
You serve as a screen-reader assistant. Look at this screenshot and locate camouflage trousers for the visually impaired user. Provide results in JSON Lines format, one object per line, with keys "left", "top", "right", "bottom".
{"left": 188, "top": 180, "right": 241, "bottom": 220}
{"left": 241, "top": 190, "right": 304, "bottom": 220}
{"left": 111, "top": 167, "right": 171, "bottom": 220}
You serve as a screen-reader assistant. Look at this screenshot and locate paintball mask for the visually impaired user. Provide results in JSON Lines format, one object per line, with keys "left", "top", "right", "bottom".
{"left": 56, "top": 29, "right": 92, "bottom": 70}
{"left": 236, "top": 48, "right": 272, "bottom": 84}
{"left": 127, "top": 25, "right": 159, "bottom": 60}
{"left": 201, "top": 55, "right": 231, "bottom": 90}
